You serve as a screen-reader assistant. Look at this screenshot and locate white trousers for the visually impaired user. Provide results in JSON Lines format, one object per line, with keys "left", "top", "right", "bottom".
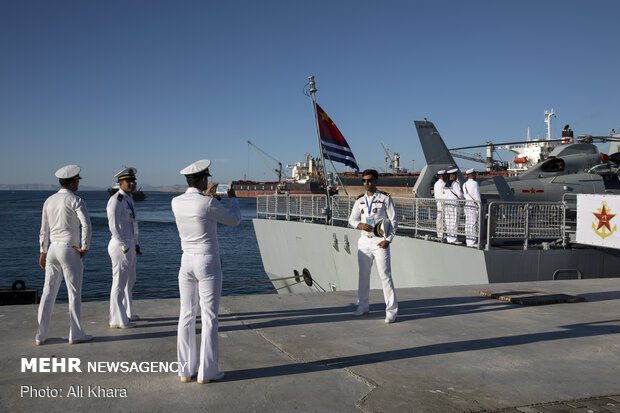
{"left": 36, "top": 243, "right": 87, "bottom": 342}
{"left": 177, "top": 253, "right": 222, "bottom": 381}
{"left": 108, "top": 239, "right": 136, "bottom": 326}
{"left": 445, "top": 203, "right": 460, "bottom": 243}
{"left": 436, "top": 201, "right": 444, "bottom": 238}
{"left": 357, "top": 236, "right": 398, "bottom": 318}
{"left": 464, "top": 203, "right": 479, "bottom": 247}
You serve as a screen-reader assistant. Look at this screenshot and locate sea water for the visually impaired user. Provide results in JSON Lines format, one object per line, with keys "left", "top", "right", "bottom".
{"left": 0, "top": 190, "right": 273, "bottom": 300}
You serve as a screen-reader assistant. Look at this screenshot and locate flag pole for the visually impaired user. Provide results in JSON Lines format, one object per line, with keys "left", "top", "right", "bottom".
{"left": 308, "top": 75, "right": 332, "bottom": 216}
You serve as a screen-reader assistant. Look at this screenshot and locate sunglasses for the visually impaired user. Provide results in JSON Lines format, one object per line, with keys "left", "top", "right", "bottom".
{"left": 362, "top": 178, "right": 375, "bottom": 183}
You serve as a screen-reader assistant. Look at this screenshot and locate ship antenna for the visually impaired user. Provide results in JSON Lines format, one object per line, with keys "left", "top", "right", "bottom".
{"left": 308, "top": 75, "right": 332, "bottom": 218}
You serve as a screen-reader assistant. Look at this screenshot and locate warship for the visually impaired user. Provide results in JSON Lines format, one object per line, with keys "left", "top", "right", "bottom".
{"left": 252, "top": 118, "right": 620, "bottom": 294}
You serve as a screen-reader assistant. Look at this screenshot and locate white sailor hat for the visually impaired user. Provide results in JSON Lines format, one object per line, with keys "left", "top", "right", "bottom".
{"left": 447, "top": 168, "right": 459, "bottom": 174}
{"left": 55, "top": 164, "right": 81, "bottom": 179}
{"left": 114, "top": 166, "right": 137, "bottom": 181}
{"left": 466, "top": 168, "right": 476, "bottom": 174}
{"left": 437, "top": 170, "right": 446, "bottom": 175}
{"left": 180, "top": 159, "right": 211, "bottom": 176}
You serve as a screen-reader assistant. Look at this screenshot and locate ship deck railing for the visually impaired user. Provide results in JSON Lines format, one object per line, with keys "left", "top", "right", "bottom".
{"left": 256, "top": 194, "right": 573, "bottom": 250}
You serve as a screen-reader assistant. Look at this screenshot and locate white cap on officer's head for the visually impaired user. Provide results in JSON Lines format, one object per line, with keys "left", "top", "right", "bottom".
{"left": 180, "top": 159, "right": 211, "bottom": 176}
{"left": 466, "top": 168, "right": 476, "bottom": 175}
{"left": 437, "top": 170, "right": 446, "bottom": 175}
{"left": 447, "top": 168, "right": 458, "bottom": 174}
{"left": 114, "top": 166, "right": 137, "bottom": 181}
{"left": 55, "top": 165, "right": 81, "bottom": 179}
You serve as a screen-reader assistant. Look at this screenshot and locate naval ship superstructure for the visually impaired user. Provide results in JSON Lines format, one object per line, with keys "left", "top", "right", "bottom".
{"left": 252, "top": 121, "right": 620, "bottom": 294}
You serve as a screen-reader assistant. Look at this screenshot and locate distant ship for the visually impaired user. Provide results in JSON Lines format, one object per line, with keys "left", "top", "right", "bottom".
{"left": 107, "top": 184, "right": 147, "bottom": 201}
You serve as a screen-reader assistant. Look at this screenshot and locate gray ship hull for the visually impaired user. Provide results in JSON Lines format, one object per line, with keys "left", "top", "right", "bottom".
{"left": 253, "top": 219, "right": 620, "bottom": 293}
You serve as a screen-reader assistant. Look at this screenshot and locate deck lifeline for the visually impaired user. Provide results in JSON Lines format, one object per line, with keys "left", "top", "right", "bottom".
{"left": 1, "top": 278, "right": 620, "bottom": 412}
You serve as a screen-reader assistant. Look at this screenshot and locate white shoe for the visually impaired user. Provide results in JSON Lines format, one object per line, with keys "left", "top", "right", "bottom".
{"left": 35, "top": 339, "right": 46, "bottom": 346}
{"left": 109, "top": 323, "right": 137, "bottom": 329}
{"left": 352, "top": 307, "right": 369, "bottom": 317}
{"left": 69, "top": 335, "right": 93, "bottom": 344}
{"left": 198, "top": 372, "right": 225, "bottom": 384}
{"left": 384, "top": 315, "right": 397, "bottom": 324}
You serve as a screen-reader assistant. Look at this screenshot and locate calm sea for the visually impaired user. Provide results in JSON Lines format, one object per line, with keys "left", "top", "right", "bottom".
{"left": 0, "top": 190, "right": 273, "bottom": 300}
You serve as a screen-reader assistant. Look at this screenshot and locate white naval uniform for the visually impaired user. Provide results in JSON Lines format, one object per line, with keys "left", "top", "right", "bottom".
{"left": 37, "top": 188, "right": 92, "bottom": 342}
{"left": 443, "top": 181, "right": 463, "bottom": 243}
{"left": 107, "top": 188, "right": 139, "bottom": 327}
{"left": 348, "top": 191, "right": 398, "bottom": 319}
{"left": 171, "top": 188, "right": 241, "bottom": 381}
{"left": 463, "top": 178, "right": 481, "bottom": 247}
{"left": 433, "top": 178, "right": 446, "bottom": 238}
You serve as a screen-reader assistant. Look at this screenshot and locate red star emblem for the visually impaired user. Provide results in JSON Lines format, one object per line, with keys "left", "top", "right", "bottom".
{"left": 593, "top": 205, "right": 616, "bottom": 231}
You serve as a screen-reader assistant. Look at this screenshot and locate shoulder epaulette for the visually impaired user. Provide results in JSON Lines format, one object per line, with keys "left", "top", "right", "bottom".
{"left": 355, "top": 193, "right": 365, "bottom": 200}
{"left": 380, "top": 190, "right": 391, "bottom": 197}
{"left": 117, "top": 194, "right": 124, "bottom": 201}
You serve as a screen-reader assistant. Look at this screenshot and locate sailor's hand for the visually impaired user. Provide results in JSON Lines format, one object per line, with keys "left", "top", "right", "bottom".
{"left": 227, "top": 187, "right": 236, "bottom": 198}
{"left": 136, "top": 245, "right": 142, "bottom": 255}
{"left": 39, "top": 253, "right": 47, "bottom": 269}
{"left": 377, "top": 240, "right": 390, "bottom": 249}
{"left": 72, "top": 246, "right": 88, "bottom": 258}
{"left": 205, "top": 183, "right": 218, "bottom": 197}
{"left": 357, "top": 223, "right": 373, "bottom": 232}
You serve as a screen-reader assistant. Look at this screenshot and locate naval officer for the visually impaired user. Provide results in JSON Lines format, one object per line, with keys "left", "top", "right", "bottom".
{"left": 443, "top": 168, "right": 463, "bottom": 244}
{"left": 107, "top": 167, "right": 141, "bottom": 329}
{"left": 463, "top": 168, "right": 481, "bottom": 247}
{"left": 36, "top": 165, "right": 93, "bottom": 345}
{"left": 171, "top": 159, "right": 241, "bottom": 383}
{"left": 348, "top": 169, "right": 398, "bottom": 323}
{"left": 433, "top": 170, "right": 447, "bottom": 239}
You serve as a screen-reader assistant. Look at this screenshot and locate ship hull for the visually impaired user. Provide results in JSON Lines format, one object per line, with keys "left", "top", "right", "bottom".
{"left": 253, "top": 219, "right": 620, "bottom": 294}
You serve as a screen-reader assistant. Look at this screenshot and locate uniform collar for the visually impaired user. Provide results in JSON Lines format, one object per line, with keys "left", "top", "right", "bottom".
{"left": 118, "top": 188, "right": 131, "bottom": 198}
{"left": 58, "top": 188, "right": 71, "bottom": 194}
{"left": 186, "top": 187, "right": 202, "bottom": 194}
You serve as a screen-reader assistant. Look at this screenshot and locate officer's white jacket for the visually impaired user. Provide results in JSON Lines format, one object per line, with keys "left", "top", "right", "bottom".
{"left": 433, "top": 179, "right": 445, "bottom": 200}
{"left": 443, "top": 181, "right": 463, "bottom": 200}
{"left": 39, "top": 188, "right": 91, "bottom": 253}
{"left": 107, "top": 188, "right": 139, "bottom": 251}
{"left": 171, "top": 187, "right": 241, "bottom": 255}
{"left": 348, "top": 191, "right": 398, "bottom": 243}
{"left": 463, "top": 179, "right": 481, "bottom": 202}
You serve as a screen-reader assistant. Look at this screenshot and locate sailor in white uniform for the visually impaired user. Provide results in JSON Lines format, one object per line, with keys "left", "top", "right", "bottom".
{"left": 36, "top": 165, "right": 93, "bottom": 345}
{"left": 443, "top": 168, "right": 463, "bottom": 244}
{"left": 172, "top": 159, "right": 241, "bottom": 383}
{"left": 433, "top": 170, "right": 447, "bottom": 239}
{"left": 107, "top": 167, "right": 141, "bottom": 329}
{"left": 462, "top": 168, "right": 481, "bottom": 247}
{"left": 348, "top": 169, "right": 398, "bottom": 323}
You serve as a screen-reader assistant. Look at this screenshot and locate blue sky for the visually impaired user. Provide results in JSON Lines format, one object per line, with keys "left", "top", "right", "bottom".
{"left": 1, "top": 0, "right": 619, "bottom": 187}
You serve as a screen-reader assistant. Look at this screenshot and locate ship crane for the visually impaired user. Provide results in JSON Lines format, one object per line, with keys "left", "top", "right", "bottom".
{"left": 449, "top": 142, "right": 506, "bottom": 171}
{"left": 247, "top": 140, "right": 283, "bottom": 182}
{"left": 380, "top": 142, "right": 407, "bottom": 173}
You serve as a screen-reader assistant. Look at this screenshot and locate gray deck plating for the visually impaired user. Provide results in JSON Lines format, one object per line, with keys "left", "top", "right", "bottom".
{"left": 2, "top": 279, "right": 620, "bottom": 412}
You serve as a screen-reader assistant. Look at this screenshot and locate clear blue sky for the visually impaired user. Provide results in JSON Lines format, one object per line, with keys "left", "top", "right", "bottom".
{"left": 1, "top": 0, "right": 619, "bottom": 187}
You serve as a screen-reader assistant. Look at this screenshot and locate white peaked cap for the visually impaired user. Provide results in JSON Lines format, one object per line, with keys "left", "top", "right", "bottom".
{"left": 447, "top": 168, "right": 458, "bottom": 174}
{"left": 114, "top": 166, "right": 138, "bottom": 180}
{"left": 180, "top": 159, "right": 212, "bottom": 176}
{"left": 437, "top": 170, "right": 446, "bottom": 175}
{"left": 55, "top": 164, "right": 81, "bottom": 179}
{"left": 466, "top": 168, "right": 476, "bottom": 174}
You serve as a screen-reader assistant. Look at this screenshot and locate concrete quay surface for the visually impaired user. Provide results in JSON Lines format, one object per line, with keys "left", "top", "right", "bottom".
{"left": 1, "top": 278, "right": 620, "bottom": 412}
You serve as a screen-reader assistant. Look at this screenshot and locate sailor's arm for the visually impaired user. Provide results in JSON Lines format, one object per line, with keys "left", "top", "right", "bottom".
{"left": 384, "top": 195, "right": 398, "bottom": 243}
{"left": 39, "top": 201, "right": 50, "bottom": 268}
{"left": 75, "top": 197, "right": 91, "bottom": 253}
{"left": 209, "top": 197, "right": 241, "bottom": 226}
{"left": 107, "top": 199, "right": 130, "bottom": 252}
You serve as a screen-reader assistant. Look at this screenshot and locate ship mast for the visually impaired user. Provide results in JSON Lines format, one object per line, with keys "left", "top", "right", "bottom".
{"left": 544, "top": 108, "right": 555, "bottom": 141}
{"left": 308, "top": 75, "right": 333, "bottom": 206}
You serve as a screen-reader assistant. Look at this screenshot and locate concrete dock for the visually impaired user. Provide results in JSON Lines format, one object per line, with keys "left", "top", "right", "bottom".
{"left": 1, "top": 279, "right": 620, "bottom": 412}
